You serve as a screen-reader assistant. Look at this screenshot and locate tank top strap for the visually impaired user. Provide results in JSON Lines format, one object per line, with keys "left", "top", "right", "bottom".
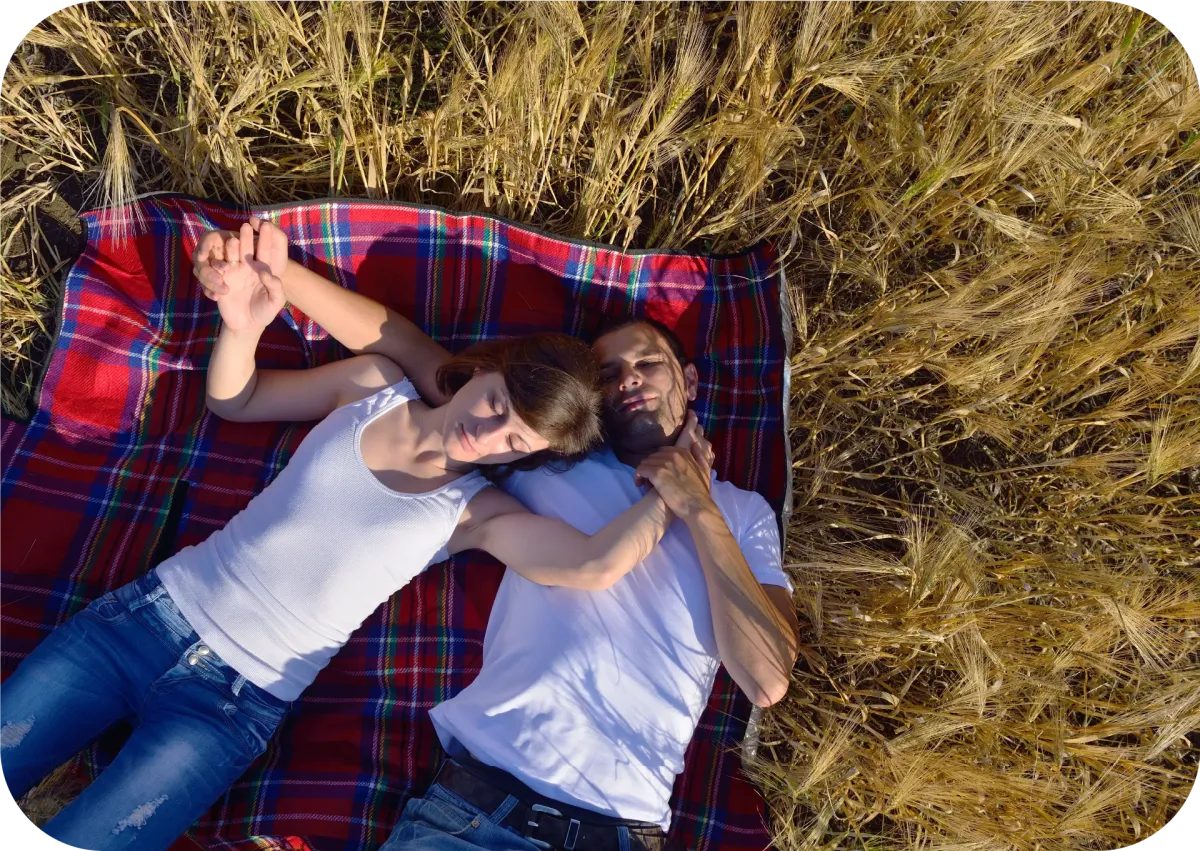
{"left": 380, "top": 376, "right": 421, "bottom": 407}
{"left": 455, "top": 471, "right": 493, "bottom": 506}
{"left": 351, "top": 376, "right": 420, "bottom": 425}
{"left": 431, "top": 472, "right": 493, "bottom": 565}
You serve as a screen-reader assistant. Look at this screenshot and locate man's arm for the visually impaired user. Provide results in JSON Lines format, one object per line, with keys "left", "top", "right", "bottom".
{"left": 637, "top": 448, "right": 800, "bottom": 707}
{"left": 193, "top": 219, "right": 453, "bottom": 405}
{"left": 684, "top": 507, "right": 799, "bottom": 707}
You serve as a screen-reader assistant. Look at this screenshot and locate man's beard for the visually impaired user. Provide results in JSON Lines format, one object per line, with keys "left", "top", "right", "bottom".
{"left": 606, "top": 407, "right": 672, "bottom": 450}
{"left": 606, "top": 389, "right": 687, "bottom": 452}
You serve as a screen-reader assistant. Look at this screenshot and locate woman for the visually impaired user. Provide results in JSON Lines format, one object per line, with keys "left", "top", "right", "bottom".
{"left": 1, "top": 222, "right": 699, "bottom": 851}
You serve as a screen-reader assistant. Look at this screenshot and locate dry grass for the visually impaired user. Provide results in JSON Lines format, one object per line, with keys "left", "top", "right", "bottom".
{"left": 3, "top": 2, "right": 1198, "bottom": 849}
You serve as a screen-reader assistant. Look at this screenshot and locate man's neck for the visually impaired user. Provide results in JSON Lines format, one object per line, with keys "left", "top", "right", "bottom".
{"left": 612, "top": 425, "right": 684, "bottom": 469}
{"left": 612, "top": 445, "right": 659, "bottom": 469}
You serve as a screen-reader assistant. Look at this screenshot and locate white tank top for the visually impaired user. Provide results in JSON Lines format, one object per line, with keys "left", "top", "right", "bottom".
{"left": 158, "top": 378, "right": 491, "bottom": 701}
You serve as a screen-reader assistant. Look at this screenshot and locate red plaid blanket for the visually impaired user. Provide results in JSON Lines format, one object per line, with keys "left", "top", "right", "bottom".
{"left": 0, "top": 196, "right": 789, "bottom": 851}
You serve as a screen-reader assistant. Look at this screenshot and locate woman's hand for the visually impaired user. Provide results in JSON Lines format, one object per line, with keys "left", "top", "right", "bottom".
{"left": 210, "top": 223, "right": 286, "bottom": 333}
{"left": 193, "top": 216, "right": 289, "bottom": 301}
{"left": 635, "top": 412, "right": 718, "bottom": 524}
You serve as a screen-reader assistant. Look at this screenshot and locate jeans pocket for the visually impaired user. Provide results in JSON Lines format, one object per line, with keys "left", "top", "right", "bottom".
{"left": 220, "top": 698, "right": 285, "bottom": 762}
{"left": 415, "top": 787, "right": 485, "bottom": 837}
{"left": 78, "top": 590, "right": 130, "bottom": 624}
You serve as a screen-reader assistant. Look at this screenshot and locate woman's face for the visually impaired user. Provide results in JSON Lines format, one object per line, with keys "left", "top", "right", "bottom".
{"left": 441, "top": 371, "right": 551, "bottom": 465}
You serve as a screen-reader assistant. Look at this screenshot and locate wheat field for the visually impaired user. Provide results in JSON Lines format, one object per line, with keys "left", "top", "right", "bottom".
{"left": 2, "top": 2, "right": 1199, "bottom": 850}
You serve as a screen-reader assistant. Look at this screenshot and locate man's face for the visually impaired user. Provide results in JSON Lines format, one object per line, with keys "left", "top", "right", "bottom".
{"left": 592, "top": 323, "right": 698, "bottom": 452}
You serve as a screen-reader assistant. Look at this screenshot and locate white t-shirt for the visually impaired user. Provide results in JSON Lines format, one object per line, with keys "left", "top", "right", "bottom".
{"left": 429, "top": 447, "right": 791, "bottom": 829}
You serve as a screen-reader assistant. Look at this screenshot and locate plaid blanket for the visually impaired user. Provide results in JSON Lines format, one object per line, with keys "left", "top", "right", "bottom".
{"left": 0, "top": 195, "right": 790, "bottom": 851}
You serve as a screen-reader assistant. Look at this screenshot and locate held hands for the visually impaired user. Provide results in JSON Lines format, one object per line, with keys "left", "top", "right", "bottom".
{"left": 635, "top": 411, "right": 718, "bottom": 523}
{"left": 193, "top": 218, "right": 290, "bottom": 334}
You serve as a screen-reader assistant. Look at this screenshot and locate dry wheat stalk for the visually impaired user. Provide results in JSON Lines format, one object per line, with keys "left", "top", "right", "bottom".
{"left": 2, "top": 3, "right": 1197, "bottom": 849}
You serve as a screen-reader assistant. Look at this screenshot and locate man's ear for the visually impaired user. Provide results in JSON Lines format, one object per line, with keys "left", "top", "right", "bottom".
{"left": 683, "top": 363, "right": 699, "bottom": 402}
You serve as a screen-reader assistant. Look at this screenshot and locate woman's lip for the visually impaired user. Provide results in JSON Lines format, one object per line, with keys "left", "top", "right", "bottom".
{"left": 458, "top": 423, "right": 476, "bottom": 453}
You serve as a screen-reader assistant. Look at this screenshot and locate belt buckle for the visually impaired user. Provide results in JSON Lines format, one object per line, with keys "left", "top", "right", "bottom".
{"left": 524, "top": 802, "right": 581, "bottom": 851}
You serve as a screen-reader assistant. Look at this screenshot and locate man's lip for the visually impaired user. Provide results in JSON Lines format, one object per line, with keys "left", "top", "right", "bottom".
{"left": 618, "top": 394, "right": 655, "bottom": 412}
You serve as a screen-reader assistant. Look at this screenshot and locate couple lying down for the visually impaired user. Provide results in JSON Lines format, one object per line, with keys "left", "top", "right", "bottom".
{"left": 1, "top": 218, "right": 800, "bottom": 851}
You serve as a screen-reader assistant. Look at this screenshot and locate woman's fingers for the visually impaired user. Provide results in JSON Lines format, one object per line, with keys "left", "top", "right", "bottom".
{"left": 261, "top": 272, "right": 285, "bottom": 309}
{"left": 674, "top": 410, "right": 700, "bottom": 449}
{"left": 239, "top": 222, "right": 256, "bottom": 262}
{"left": 635, "top": 458, "right": 664, "bottom": 483}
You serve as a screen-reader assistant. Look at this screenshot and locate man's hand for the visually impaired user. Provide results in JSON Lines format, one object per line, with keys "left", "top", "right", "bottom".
{"left": 193, "top": 216, "right": 289, "bottom": 300}
{"left": 635, "top": 411, "right": 718, "bottom": 523}
{"left": 209, "top": 223, "right": 286, "bottom": 333}
{"left": 193, "top": 227, "right": 237, "bottom": 299}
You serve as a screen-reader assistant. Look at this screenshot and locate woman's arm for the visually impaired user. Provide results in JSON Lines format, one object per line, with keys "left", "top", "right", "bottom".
{"left": 277, "top": 257, "right": 453, "bottom": 406}
{"left": 448, "top": 488, "right": 673, "bottom": 591}
{"left": 204, "top": 223, "right": 404, "bottom": 422}
{"left": 194, "top": 218, "right": 453, "bottom": 405}
{"left": 448, "top": 412, "right": 715, "bottom": 590}
{"left": 207, "top": 348, "right": 404, "bottom": 423}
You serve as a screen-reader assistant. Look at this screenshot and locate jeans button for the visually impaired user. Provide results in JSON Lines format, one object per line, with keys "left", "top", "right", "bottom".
{"left": 187, "top": 654, "right": 200, "bottom": 665}
{"left": 197, "top": 646, "right": 211, "bottom": 656}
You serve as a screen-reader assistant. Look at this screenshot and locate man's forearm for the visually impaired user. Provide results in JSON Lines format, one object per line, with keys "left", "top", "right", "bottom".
{"left": 278, "top": 259, "right": 452, "bottom": 404}
{"left": 687, "top": 507, "right": 798, "bottom": 707}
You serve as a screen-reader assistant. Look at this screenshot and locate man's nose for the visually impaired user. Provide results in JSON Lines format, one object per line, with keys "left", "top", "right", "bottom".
{"left": 618, "top": 368, "right": 643, "bottom": 392}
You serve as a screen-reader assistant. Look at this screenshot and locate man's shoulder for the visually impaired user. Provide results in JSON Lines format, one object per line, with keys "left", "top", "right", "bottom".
{"left": 710, "top": 478, "right": 771, "bottom": 514}
{"left": 503, "top": 451, "right": 612, "bottom": 494}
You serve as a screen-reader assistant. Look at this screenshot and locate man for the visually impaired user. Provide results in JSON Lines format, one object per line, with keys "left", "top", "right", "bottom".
{"left": 194, "top": 220, "right": 799, "bottom": 851}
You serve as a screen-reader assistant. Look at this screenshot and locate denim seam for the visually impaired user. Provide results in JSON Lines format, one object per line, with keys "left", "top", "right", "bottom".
{"left": 216, "top": 700, "right": 261, "bottom": 762}
{"left": 77, "top": 594, "right": 131, "bottom": 625}
{"left": 420, "top": 796, "right": 483, "bottom": 837}
{"left": 131, "top": 588, "right": 197, "bottom": 646}
{"left": 232, "top": 691, "right": 288, "bottom": 731}
{"left": 232, "top": 679, "right": 290, "bottom": 718}
{"left": 124, "top": 581, "right": 169, "bottom": 613}
{"left": 128, "top": 604, "right": 195, "bottom": 663}
{"left": 425, "top": 785, "right": 489, "bottom": 834}
{"left": 428, "top": 783, "right": 485, "bottom": 815}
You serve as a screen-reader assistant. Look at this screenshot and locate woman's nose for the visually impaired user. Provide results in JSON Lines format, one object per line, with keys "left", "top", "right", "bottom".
{"left": 475, "top": 419, "right": 505, "bottom": 452}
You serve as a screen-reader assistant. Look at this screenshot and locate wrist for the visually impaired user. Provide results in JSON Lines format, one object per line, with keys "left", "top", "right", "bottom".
{"left": 681, "top": 494, "right": 721, "bottom": 527}
{"left": 219, "top": 323, "right": 267, "bottom": 345}
{"left": 278, "top": 258, "right": 299, "bottom": 295}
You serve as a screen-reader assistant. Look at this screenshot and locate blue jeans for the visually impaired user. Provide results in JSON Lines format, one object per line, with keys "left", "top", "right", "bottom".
{"left": 381, "top": 781, "right": 542, "bottom": 851}
{"left": 0, "top": 570, "right": 289, "bottom": 850}
{"left": 381, "top": 769, "right": 667, "bottom": 851}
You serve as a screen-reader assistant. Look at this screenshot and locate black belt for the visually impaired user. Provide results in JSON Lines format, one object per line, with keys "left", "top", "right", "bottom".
{"left": 432, "top": 757, "right": 685, "bottom": 851}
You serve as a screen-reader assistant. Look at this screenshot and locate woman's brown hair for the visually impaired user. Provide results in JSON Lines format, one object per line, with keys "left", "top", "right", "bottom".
{"left": 435, "top": 332, "right": 603, "bottom": 474}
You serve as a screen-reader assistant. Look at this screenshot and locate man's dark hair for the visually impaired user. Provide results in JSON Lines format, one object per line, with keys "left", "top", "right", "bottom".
{"left": 592, "top": 316, "right": 689, "bottom": 365}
